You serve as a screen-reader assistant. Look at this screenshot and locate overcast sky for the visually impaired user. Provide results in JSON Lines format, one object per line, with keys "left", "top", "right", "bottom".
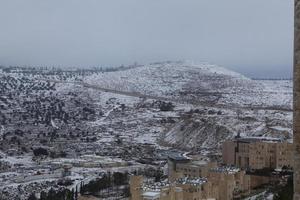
{"left": 0, "top": 0, "right": 294, "bottom": 78}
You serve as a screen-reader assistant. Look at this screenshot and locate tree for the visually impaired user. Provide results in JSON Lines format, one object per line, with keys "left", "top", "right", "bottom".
{"left": 159, "top": 101, "right": 175, "bottom": 111}
{"left": 113, "top": 172, "right": 128, "bottom": 186}
{"left": 33, "top": 147, "right": 48, "bottom": 157}
{"left": 75, "top": 187, "right": 78, "bottom": 200}
{"left": 40, "top": 191, "right": 47, "bottom": 200}
{"left": 28, "top": 193, "right": 38, "bottom": 200}
{"left": 123, "top": 186, "right": 130, "bottom": 197}
{"left": 154, "top": 169, "right": 164, "bottom": 182}
{"left": 80, "top": 182, "right": 85, "bottom": 195}
{"left": 273, "top": 176, "right": 293, "bottom": 200}
{"left": 66, "top": 189, "right": 74, "bottom": 200}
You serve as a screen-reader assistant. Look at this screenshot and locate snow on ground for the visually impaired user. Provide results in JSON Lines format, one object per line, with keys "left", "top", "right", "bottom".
{"left": 84, "top": 61, "right": 292, "bottom": 109}
{"left": 243, "top": 191, "right": 273, "bottom": 200}
{"left": 270, "top": 126, "right": 291, "bottom": 132}
{"left": 0, "top": 62, "right": 293, "bottom": 199}
{"left": 77, "top": 62, "right": 293, "bottom": 149}
{"left": 85, "top": 61, "right": 247, "bottom": 98}
{"left": 0, "top": 155, "right": 34, "bottom": 167}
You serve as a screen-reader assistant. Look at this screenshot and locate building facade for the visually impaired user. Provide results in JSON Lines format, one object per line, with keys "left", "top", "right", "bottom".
{"left": 130, "top": 154, "right": 251, "bottom": 200}
{"left": 129, "top": 175, "right": 216, "bottom": 200}
{"left": 222, "top": 137, "right": 293, "bottom": 170}
{"left": 208, "top": 168, "right": 250, "bottom": 200}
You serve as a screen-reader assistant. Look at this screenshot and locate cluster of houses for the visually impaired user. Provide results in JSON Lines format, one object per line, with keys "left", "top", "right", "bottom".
{"left": 129, "top": 136, "right": 293, "bottom": 200}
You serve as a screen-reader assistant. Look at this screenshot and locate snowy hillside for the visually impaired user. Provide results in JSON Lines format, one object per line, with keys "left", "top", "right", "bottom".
{"left": 0, "top": 62, "right": 292, "bottom": 154}
{"left": 85, "top": 61, "right": 292, "bottom": 109}
{"left": 81, "top": 61, "right": 292, "bottom": 150}
{"left": 0, "top": 63, "right": 293, "bottom": 199}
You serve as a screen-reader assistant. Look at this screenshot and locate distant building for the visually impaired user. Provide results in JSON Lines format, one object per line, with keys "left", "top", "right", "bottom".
{"left": 222, "top": 137, "right": 293, "bottom": 170}
{"left": 168, "top": 154, "right": 217, "bottom": 180}
{"left": 61, "top": 164, "right": 72, "bottom": 177}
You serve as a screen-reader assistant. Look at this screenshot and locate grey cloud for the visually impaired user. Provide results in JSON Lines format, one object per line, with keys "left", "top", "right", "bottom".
{"left": 0, "top": 0, "right": 293, "bottom": 78}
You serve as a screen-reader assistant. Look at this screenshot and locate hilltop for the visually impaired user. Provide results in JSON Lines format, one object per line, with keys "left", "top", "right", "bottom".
{"left": 85, "top": 61, "right": 292, "bottom": 110}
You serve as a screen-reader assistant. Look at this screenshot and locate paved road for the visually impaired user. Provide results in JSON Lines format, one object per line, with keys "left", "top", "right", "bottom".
{"left": 42, "top": 79, "right": 292, "bottom": 112}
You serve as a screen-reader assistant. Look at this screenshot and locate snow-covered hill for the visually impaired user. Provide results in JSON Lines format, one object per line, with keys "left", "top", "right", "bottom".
{"left": 0, "top": 63, "right": 292, "bottom": 199}
{"left": 85, "top": 61, "right": 292, "bottom": 109}
{"left": 82, "top": 61, "right": 292, "bottom": 150}
{"left": 0, "top": 62, "right": 291, "bottom": 151}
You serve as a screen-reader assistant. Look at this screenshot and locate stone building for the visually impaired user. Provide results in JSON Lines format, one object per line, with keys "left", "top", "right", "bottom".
{"left": 61, "top": 164, "right": 72, "bottom": 177}
{"left": 169, "top": 159, "right": 217, "bottom": 179}
{"left": 130, "top": 166, "right": 251, "bottom": 200}
{"left": 130, "top": 176, "right": 144, "bottom": 200}
{"left": 130, "top": 154, "right": 251, "bottom": 200}
{"left": 167, "top": 152, "right": 217, "bottom": 180}
{"left": 208, "top": 167, "right": 250, "bottom": 200}
{"left": 222, "top": 137, "right": 293, "bottom": 170}
{"left": 175, "top": 177, "right": 215, "bottom": 200}
{"left": 129, "top": 175, "right": 215, "bottom": 200}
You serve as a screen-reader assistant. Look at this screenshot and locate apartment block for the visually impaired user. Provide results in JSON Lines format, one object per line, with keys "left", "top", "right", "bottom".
{"left": 208, "top": 167, "right": 250, "bottom": 200}
{"left": 129, "top": 175, "right": 216, "bottom": 200}
{"left": 130, "top": 153, "right": 251, "bottom": 200}
{"left": 222, "top": 137, "right": 293, "bottom": 170}
{"left": 167, "top": 152, "right": 217, "bottom": 181}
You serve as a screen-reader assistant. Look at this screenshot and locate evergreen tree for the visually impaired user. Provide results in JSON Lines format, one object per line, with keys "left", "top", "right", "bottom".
{"left": 27, "top": 193, "right": 38, "bottom": 200}
{"left": 80, "top": 181, "right": 85, "bottom": 195}
{"left": 40, "top": 191, "right": 47, "bottom": 200}
{"left": 66, "top": 189, "right": 74, "bottom": 200}
{"left": 75, "top": 187, "right": 78, "bottom": 200}
{"left": 273, "top": 176, "right": 293, "bottom": 200}
{"left": 46, "top": 188, "right": 56, "bottom": 200}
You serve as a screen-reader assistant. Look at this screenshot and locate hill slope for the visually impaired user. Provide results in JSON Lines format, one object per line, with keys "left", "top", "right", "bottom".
{"left": 83, "top": 61, "right": 292, "bottom": 150}
{"left": 86, "top": 61, "right": 291, "bottom": 109}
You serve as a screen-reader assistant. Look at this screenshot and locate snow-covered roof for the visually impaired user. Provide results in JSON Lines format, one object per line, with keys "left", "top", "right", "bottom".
{"left": 176, "top": 177, "right": 207, "bottom": 185}
{"left": 210, "top": 166, "right": 240, "bottom": 174}
{"left": 142, "top": 180, "right": 170, "bottom": 191}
